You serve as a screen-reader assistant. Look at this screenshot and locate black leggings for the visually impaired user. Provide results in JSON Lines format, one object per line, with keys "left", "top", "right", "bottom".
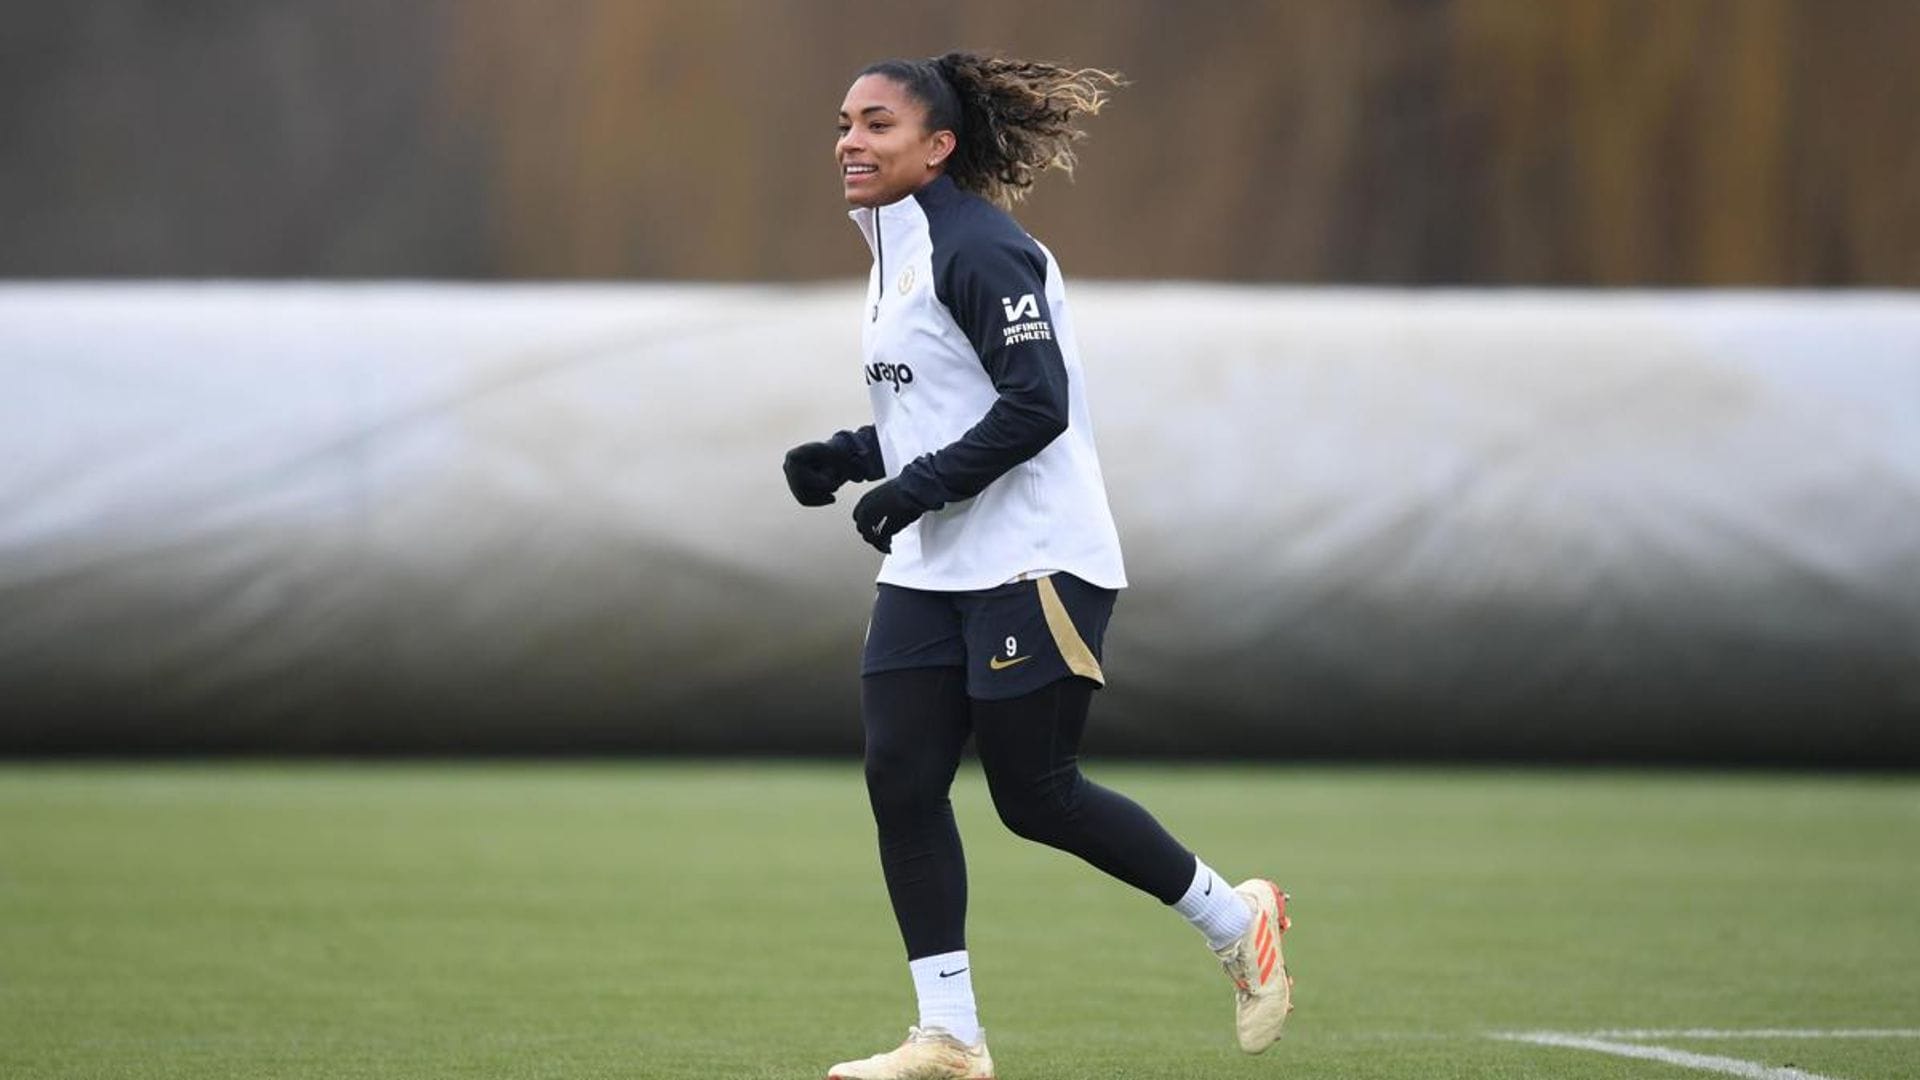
{"left": 862, "top": 667, "right": 1196, "bottom": 960}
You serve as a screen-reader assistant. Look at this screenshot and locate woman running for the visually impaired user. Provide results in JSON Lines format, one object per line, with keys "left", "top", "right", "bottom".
{"left": 782, "top": 52, "right": 1293, "bottom": 1080}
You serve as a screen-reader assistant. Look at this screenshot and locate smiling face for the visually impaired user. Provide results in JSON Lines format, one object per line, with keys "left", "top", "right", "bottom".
{"left": 835, "top": 73, "right": 956, "bottom": 208}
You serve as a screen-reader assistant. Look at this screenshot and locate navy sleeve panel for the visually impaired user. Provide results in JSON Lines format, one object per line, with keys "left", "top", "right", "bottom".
{"left": 897, "top": 210, "right": 1071, "bottom": 509}
{"left": 828, "top": 425, "right": 887, "bottom": 482}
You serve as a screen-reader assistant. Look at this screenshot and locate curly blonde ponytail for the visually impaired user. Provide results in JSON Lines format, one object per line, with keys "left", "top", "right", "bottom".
{"left": 859, "top": 52, "right": 1124, "bottom": 209}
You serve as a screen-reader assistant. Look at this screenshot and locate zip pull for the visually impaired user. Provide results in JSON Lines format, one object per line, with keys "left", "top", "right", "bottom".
{"left": 871, "top": 210, "right": 884, "bottom": 322}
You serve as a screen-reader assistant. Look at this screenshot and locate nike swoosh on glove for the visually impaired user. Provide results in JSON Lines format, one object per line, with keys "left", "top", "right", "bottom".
{"left": 783, "top": 441, "right": 855, "bottom": 506}
{"left": 851, "top": 479, "right": 932, "bottom": 554}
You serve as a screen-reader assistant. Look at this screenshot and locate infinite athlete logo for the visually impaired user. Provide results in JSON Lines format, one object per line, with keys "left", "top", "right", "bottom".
{"left": 998, "top": 293, "right": 1053, "bottom": 347}
{"left": 1001, "top": 319, "right": 1053, "bottom": 347}
{"left": 864, "top": 361, "right": 914, "bottom": 392}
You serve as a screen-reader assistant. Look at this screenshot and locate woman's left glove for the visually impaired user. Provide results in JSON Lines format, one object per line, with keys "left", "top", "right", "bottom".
{"left": 783, "top": 441, "right": 856, "bottom": 506}
{"left": 851, "top": 480, "right": 931, "bottom": 554}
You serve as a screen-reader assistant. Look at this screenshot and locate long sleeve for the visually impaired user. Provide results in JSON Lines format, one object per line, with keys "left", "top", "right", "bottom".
{"left": 894, "top": 233, "right": 1069, "bottom": 509}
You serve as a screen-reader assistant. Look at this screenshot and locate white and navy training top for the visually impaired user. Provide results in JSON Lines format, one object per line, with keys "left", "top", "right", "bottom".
{"left": 830, "top": 173, "right": 1127, "bottom": 593}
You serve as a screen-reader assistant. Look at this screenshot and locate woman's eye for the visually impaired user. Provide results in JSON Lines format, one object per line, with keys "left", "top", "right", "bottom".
{"left": 835, "top": 126, "right": 850, "bottom": 137}
{"left": 870, "top": 123, "right": 890, "bottom": 132}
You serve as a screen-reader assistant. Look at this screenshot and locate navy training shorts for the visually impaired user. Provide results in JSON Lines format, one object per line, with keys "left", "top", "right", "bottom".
{"left": 861, "top": 572, "right": 1118, "bottom": 700}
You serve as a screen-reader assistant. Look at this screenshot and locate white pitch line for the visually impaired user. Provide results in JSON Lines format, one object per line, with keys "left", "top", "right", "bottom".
{"left": 1493, "top": 1031, "right": 1840, "bottom": 1080}
{"left": 1583, "top": 1029, "right": 1920, "bottom": 1040}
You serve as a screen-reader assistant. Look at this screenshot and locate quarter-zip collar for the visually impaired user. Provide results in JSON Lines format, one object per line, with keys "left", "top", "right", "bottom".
{"left": 848, "top": 197, "right": 890, "bottom": 260}
{"left": 852, "top": 203, "right": 889, "bottom": 322}
{"left": 847, "top": 174, "right": 961, "bottom": 258}
{"left": 910, "top": 173, "right": 964, "bottom": 212}
{"left": 850, "top": 176, "right": 961, "bottom": 322}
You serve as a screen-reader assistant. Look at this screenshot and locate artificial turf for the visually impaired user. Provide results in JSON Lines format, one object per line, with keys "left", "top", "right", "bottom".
{"left": 2, "top": 762, "right": 1915, "bottom": 1079}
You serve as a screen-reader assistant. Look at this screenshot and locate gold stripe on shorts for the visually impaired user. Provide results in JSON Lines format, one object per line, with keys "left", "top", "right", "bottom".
{"left": 1036, "top": 576, "right": 1105, "bottom": 686}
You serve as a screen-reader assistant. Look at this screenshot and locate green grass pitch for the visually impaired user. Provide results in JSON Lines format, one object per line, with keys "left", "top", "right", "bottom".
{"left": 2, "top": 762, "right": 1916, "bottom": 1079}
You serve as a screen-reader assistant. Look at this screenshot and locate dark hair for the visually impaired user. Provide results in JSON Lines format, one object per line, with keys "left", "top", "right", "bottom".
{"left": 858, "top": 51, "right": 1124, "bottom": 209}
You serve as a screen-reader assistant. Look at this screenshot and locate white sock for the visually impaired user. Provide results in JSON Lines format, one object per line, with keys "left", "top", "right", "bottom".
{"left": 1173, "top": 857, "right": 1252, "bottom": 951}
{"left": 908, "top": 950, "right": 981, "bottom": 1045}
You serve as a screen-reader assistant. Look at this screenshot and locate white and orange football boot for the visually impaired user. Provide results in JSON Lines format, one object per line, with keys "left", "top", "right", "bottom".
{"left": 826, "top": 1025, "right": 994, "bottom": 1080}
{"left": 1213, "top": 879, "right": 1294, "bottom": 1053}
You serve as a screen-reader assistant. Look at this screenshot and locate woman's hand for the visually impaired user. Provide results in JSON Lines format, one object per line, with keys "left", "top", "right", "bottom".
{"left": 783, "top": 441, "right": 856, "bottom": 506}
{"left": 852, "top": 480, "right": 930, "bottom": 553}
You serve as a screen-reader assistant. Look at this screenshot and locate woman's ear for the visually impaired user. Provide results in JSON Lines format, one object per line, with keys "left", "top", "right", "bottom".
{"left": 927, "top": 130, "right": 958, "bottom": 170}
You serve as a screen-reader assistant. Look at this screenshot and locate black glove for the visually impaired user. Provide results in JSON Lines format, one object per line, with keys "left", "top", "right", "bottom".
{"left": 851, "top": 479, "right": 930, "bottom": 554}
{"left": 783, "top": 441, "right": 855, "bottom": 506}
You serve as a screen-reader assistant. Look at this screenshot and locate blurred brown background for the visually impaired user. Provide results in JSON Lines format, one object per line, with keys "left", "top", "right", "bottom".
{"left": 4, "top": 0, "right": 1915, "bottom": 284}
